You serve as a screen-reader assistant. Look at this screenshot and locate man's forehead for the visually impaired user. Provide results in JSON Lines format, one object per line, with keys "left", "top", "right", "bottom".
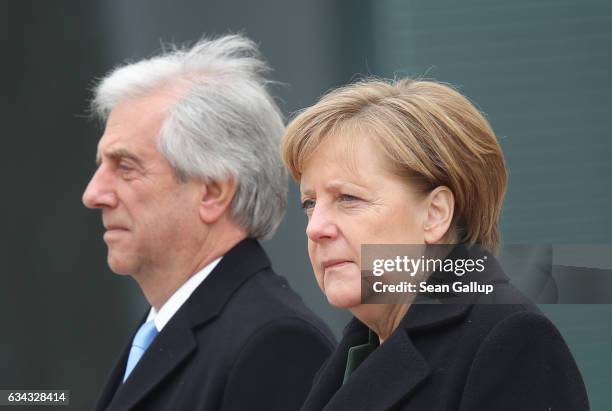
{"left": 103, "top": 90, "right": 175, "bottom": 137}
{"left": 95, "top": 108, "right": 163, "bottom": 161}
{"left": 95, "top": 120, "right": 156, "bottom": 162}
{"left": 108, "top": 85, "right": 183, "bottom": 123}
{"left": 93, "top": 88, "right": 185, "bottom": 169}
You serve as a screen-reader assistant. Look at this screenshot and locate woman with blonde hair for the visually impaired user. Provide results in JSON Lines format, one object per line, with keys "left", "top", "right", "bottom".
{"left": 281, "top": 78, "right": 588, "bottom": 410}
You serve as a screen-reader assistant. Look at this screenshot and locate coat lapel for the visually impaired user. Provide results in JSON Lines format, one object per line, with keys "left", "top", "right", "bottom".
{"left": 106, "top": 312, "right": 196, "bottom": 411}
{"left": 94, "top": 335, "right": 134, "bottom": 411}
{"left": 100, "top": 238, "right": 271, "bottom": 411}
{"left": 303, "top": 305, "right": 475, "bottom": 411}
{"left": 301, "top": 320, "right": 368, "bottom": 411}
{"left": 323, "top": 325, "right": 431, "bottom": 411}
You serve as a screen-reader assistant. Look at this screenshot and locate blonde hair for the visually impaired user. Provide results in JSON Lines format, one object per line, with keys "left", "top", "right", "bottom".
{"left": 281, "top": 78, "right": 507, "bottom": 251}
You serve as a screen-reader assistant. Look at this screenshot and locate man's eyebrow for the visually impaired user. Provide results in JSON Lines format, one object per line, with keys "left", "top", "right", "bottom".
{"left": 95, "top": 148, "right": 144, "bottom": 168}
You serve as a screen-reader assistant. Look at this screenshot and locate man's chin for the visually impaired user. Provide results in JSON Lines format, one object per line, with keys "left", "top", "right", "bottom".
{"left": 107, "top": 254, "right": 135, "bottom": 276}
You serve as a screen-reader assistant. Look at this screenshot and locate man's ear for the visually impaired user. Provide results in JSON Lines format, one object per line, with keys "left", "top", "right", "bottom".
{"left": 198, "top": 178, "right": 237, "bottom": 224}
{"left": 423, "top": 186, "right": 455, "bottom": 244}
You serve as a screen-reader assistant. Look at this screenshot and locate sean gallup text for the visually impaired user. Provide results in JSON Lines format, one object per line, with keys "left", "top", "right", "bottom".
{"left": 372, "top": 281, "right": 494, "bottom": 295}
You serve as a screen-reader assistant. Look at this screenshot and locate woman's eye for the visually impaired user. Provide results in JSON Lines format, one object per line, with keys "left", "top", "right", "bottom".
{"left": 339, "top": 194, "right": 359, "bottom": 202}
{"left": 301, "top": 199, "right": 316, "bottom": 211}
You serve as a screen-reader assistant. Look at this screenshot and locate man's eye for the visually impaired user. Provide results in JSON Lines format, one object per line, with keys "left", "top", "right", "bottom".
{"left": 118, "top": 162, "right": 134, "bottom": 172}
{"left": 301, "top": 199, "right": 315, "bottom": 210}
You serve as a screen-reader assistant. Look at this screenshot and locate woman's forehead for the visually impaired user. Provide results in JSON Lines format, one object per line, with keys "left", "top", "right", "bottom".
{"left": 300, "top": 132, "right": 394, "bottom": 190}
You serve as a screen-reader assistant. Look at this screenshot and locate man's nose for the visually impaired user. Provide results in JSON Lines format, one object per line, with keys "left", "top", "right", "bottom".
{"left": 82, "top": 166, "right": 118, "bottom": 209}
{"left": 306, "top": 204, "right": 338, "bottom": 242}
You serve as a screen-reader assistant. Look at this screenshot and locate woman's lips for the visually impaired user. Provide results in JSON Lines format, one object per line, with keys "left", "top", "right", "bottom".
{"left": 322, "top": 260, "right": 352, "bottom": 270}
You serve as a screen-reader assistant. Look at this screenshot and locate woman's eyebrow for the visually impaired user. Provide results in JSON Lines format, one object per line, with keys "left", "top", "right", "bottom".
{"left": 300, "top": 186, "right": 314, "bottom": 198}
{"left": 300, "top": 180, "right": 369, "bottom": 196}
{"left": 325, "top": 180, "right": 368, "bottom": 192}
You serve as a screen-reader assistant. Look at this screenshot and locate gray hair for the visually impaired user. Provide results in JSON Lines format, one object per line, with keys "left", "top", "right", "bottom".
{"left": 91, "top": 34, "right": 287, "bottom": 240}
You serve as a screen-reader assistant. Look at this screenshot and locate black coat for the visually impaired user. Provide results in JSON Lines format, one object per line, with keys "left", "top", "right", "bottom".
{"left": 302, "top": 246, "right": 589, "bottom": 411}
{"left": 95, "top": 239, "right": 336, "bottom": 411}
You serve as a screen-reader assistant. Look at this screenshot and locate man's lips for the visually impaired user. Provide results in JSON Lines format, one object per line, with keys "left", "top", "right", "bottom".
{"left": 103, "top": 225, "right": 129, "bottom": 240}
{"left": 104, "top": 224, "right": 128, "bottom": 231}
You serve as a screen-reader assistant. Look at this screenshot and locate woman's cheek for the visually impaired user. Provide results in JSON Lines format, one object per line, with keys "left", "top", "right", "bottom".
{"left": 307, "top": 249, "right": 324, "bottom": 290}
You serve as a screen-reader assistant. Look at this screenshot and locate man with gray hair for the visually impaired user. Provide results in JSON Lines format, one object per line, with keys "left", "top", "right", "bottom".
{"left": 83, "top": 34, "right": 334, "bottom": 411}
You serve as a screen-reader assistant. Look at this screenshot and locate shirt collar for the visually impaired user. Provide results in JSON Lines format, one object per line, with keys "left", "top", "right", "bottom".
{"left": 146, "top": 257, "right": 223, "bottom": 331}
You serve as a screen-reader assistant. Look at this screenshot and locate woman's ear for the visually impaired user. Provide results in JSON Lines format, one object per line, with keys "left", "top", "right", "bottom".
{"left": 198, "top": 178, "right": 238, "bottom": 224}
{"left": 423, "top": 186, "right": 454, "bottom": 244}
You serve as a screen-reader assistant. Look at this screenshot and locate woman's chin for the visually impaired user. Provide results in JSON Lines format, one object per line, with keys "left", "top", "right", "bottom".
{"left": 324, "top": 291, "right": 361, "bottom": 309}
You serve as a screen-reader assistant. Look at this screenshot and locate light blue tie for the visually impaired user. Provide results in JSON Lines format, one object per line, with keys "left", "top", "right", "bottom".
{"left": 123, "top": 320, "right": 158, "bottom": 382}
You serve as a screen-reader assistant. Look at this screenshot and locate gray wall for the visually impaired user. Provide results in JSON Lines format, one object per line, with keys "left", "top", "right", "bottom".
{"left": 3, "top": 0, "right": 610, "bottom": 409}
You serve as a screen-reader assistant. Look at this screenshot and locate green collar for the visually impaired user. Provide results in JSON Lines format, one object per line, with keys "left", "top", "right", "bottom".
{"left": 342, "top": 329, "right": 379, "bottom": 384}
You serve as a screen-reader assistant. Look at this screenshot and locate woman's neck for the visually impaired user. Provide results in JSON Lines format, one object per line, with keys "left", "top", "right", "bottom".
{"left": 351, "top": 303, "right": 411, "bottom": 344}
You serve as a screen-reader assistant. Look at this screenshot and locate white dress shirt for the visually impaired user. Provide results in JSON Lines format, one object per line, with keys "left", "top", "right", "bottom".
{"left": 146, "top": 257, "right": 222, "bottom": 332}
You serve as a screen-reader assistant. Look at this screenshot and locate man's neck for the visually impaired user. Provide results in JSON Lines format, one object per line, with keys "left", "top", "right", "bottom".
{"left": 135, "top": 227, "right": 248, "bottom": 310}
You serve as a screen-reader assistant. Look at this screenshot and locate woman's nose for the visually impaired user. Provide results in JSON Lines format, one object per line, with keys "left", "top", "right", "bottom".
{"left": 306, "top": 204, "right": 338, "bottom": 242}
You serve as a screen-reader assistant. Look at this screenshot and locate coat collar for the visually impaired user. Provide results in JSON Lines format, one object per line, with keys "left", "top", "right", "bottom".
{"left": 303, "top": 244, "right": 509, "bottom": 411}
{"left": 186, "top": 238, "right": 271, "bottom": 327}
{"left": 99, "top": 238, "right": 270, "bottom": 411}
{"left": 303, "top": 303, "right": 472, "bottom": 411}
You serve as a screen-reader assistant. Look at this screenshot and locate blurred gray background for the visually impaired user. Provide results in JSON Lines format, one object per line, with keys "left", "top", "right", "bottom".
{"left": 3, "top": 0, "right": 611, "bottom": 409}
